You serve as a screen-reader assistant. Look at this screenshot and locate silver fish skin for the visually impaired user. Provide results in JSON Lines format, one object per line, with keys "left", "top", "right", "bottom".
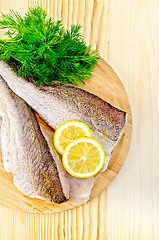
{"left": 0, "top": 60, "right": 127, "bottom": 170}
{"left": 0, "top": 75, "right": 69, "bottom": 203}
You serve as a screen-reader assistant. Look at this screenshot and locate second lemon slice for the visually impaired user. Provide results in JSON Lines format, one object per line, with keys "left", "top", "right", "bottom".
{"left": 54, "top": 121, "right": 93, "bottom": 154}
{"left": 62, "top": 137, "right": 105, "bottom": 178}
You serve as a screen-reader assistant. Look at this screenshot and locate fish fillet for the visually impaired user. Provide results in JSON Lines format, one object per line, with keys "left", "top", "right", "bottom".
{"left": 0, "top": 75, "right": 69, "bottom": 204}
{"left": 0, "top": 60, "right": 127, "bottom": 170}
{"left": 41, "top": 127, "right": 95, "bottom": 206}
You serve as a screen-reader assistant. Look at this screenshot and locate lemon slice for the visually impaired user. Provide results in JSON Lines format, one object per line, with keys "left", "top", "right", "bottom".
{"left": 54, "top": 121, "right": 93, "bottom": 154}
{"left": 62, "top": 137, "right": 105, "bottom": 178}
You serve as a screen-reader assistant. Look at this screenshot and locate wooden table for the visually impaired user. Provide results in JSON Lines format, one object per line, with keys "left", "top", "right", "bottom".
{"left": 0, "top": 0, "right": 158, "bottom": 239}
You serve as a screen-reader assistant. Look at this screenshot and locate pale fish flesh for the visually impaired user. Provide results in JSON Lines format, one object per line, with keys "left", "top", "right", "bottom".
{"left": 0, "top": 75, "right": 69, "bottom": 203}
{"left": 0, "top": 60, "right": 127, "bottom": 171}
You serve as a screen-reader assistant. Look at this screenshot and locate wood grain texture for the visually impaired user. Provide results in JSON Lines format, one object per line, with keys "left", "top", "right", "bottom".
{"left": 0, "top": 57, "right": 132, "bottom": 213}
{"left": 0, "top": 0, "right": 159, "bottom": 239}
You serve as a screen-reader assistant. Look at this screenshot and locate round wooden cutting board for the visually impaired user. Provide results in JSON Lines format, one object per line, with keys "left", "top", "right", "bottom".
{"left": 0, "top": 57, "right": 132, "bottom": 213}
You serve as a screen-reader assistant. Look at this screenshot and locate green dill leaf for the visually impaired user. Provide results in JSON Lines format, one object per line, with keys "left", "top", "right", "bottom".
{"left": 0, "top": 5, "right": 100, "bottom": 85}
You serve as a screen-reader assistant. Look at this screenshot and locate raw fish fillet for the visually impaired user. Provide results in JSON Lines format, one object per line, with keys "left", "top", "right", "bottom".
{"left": 0, "top": 76, "right": 69, "bottom": 203}
{"left": 0, "top": 60, "right": 127, "bottom": 170}
{"left": 41, "top": 127, "right": 95, "bottom": 206}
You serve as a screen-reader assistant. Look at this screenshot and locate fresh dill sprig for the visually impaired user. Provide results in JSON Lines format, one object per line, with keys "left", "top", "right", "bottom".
{"left": 0, "top": 5, "right": 100, "bottom": 85}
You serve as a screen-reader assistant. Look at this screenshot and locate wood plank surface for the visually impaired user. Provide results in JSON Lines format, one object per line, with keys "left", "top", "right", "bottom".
{"left": 0, "top": 0, "right": 159, "bottom": 239}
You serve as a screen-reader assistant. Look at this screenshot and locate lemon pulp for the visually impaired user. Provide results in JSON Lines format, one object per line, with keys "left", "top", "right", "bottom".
{"left": 54, "top": 121, "right": 93, "bottom": 154}
{"left": 62, "top": 137, "right": 105, "bottom": 178}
